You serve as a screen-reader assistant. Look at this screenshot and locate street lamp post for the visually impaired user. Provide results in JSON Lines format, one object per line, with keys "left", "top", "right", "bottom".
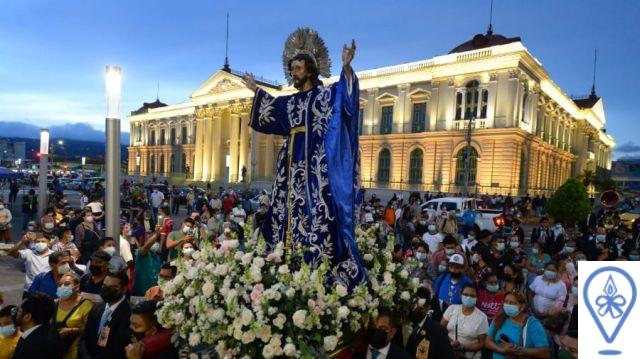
{"left": 463, "top": 116, "right": 476, "bottom": 197}
{"left": 38, "top": 129, "right": 49, "bottom": 218}
{"left": 81, "top": 156, "right": 86, "bottom": 179}
{"left": 135, "top": 155, "right": 141, "bottom": 177}
{"left": 105, "top": 65, "right": 122, "bottom": 251}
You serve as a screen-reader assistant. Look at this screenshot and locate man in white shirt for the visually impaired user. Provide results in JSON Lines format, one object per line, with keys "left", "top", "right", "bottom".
{"left": 150, "top": 188, "right": 164, "bottom": 217}
{"left": 422, "top": 224, "right": 443, "bottom": 254}
{"left": 232, "top": 202, "right": 247, "bottom": 225}
{"left": 209, "top": 194, "right": 222, "bottom": 211}
{"left": 8, "top": 234, "right": 52, "bottom": 293}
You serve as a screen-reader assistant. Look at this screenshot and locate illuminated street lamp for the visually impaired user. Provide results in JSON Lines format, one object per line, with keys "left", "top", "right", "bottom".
{"left": 105, "top": 65, "right": 122, "bottom": 249}
{"left": 38, "top": 128, "right": 49, "bottom": 217}
{"left": 136, "top": 155, "right": 141, "bottom": 176}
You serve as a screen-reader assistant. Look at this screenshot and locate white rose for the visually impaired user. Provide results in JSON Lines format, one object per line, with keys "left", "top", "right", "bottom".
{"left": 250, "top": 266, "right": 262, "bottom": 282}
{"left": 401, "top": 291, "right": 411, "bottom": 300}
{"left": 215, "top": 342, "right": 227, "bottom": 357}
{"left": 202, "top": 282, "right": 215, "bottom": 298}
{"left": 241, "top": 308, "right": 254, "bottom": 326}
{"left": 363, "top": 253, "right": 373, "bottom": 262}
{"left": 323, "top": 335, "right": 338, "bottom": 351}
{"left": 184, "top": 287, "right": 196, "bottom": 298}
{"left": 383, "top": 272, "right": 393, "bottom": 285}
{"left": 241, "top": 252, "right": 253, "bottom": 265}
{"left": 412, "top": 277, "right": 420, "bottom": 288}
{"left": 213, "top": 308, "right": 225, "bottom": 321}
{"left": 262, "top": 344, "right": 275, "bottom": 359}
{"left": 292, "top": 309, "right": 307, "bottom": 328}
{"left": 286, "top": 287, "right": 296, "bottom": 298}
{"left": 253, "top": 257, "right": 265, "bottom": 268}
{"left": 400, "top": 269, "right": 409, "bottom": 279}
{"left": 273, "top": 313, "right": 287, "bottom": 329}
{"left": 241, "top": 330, "right": 256, "bottom": 344}
{"left": 335, "top": 284, "right": 348, "bottom": 297}
{"left": 284, "top": 343, "right": 297, "bottom": 357}
{"left": 257, "top": 324, "right": 272, "bottom": 343}
{"left": 337, "top": 306, "right": 350, "bottom": 320}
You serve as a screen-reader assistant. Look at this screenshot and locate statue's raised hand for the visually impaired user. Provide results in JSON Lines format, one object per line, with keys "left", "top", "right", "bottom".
{"left": 242, "top": 73, "right": 257, "bottom": 93}
{"left": 342, "top": 39, "right": 356, "bottom": 68}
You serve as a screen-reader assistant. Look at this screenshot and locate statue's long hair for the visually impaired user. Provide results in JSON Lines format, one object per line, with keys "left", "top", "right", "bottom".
{"left": 288, "top": 53, "right": 323, "bottom": 88}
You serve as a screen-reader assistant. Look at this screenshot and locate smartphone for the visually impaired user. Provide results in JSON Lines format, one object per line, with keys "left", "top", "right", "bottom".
{"left": 158, "top": 215, "right": 163, "bottom": 223}
{"left": 500, "top": 334, "right": 512, "bottom": 343}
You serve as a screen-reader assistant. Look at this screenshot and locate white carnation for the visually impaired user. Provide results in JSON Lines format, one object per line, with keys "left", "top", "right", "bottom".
{"left": 323, "top": 335, "right": 338, "bottom": 351}
{"left": 400, "top": 269, "right": 409, "bottom": 279}
{"left": 335, "top": 284, "right": 348, "bottom": 297}
{"left": 337, "top": 306, "right": 350, "bottom": 320}
{"left": 286, "top": 287, "right": 296, "bottom": 298}
{"left": 202, "top": 282, "right": 215, "bottom": 297}
{"left": 213, "top": 308, "right": 225, "bottom": 321}
{"left": 250, "top": 266, "right": 262, "bottom": 282}
{"left": 292, "top": 309, "right": 307, "bottom": 328}
{"left": 257, "top": 324, "right": 272, "bottom": 343}
{"left": 383, "top": 272, "right": 393, "bottom": 285}
{"left": 278, "top": 265, "right": 289, "bottom": 275}
{"left": 184, "top": 287, "right": 196, "bottom": 298}
{"left": 262, "top": 344, "right": 275, "bottom": 359}
{"left": 273, "top": 313, "right": 287, "bottom": 329}
{"left": 401, "top": 291, "right": 411, "bottom": 300}
{"left": 241, "top": 308, "right": 254, "bottom": 326}
{"left": 241, "top": 330, "right": 256, "bottom": 344}
{"left": 284, "top": 343, "right": 297, "bottom": 357}
{"left": 241, "top": 252, "right": 253, "bottom": 265}
{"left": 363, "top": 253, "right": 373, "bottom": 261}
{"left": 188, "top": 332, "right": 201, "bottom": 346}
{"left": 253, "top": 256, "right": 265, "bottom": 268}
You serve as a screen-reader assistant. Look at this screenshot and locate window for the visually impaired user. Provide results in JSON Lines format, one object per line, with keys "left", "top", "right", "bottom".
{"left": 465, "top": 81, "right": 480, "bottom": 119}
{"left": 136, "top": 124, "right": 141, "bottom": 142}
{"left": 149, "top": 155, "right": 155, "bottom": 174}
{"left": 170, "top": 128, "right": 176, "bottom": 145}
{"left": 170, "top": 154, "right": 175, "bottom": 172}
{"left": 411, "top": 103, "right": 427, "bottom": 133}
{"left": 160, "top": 129, "right": 166, "bottom": 145}
{"left": 182, "top": 153, "right": 187, "bottom": 172}
{"left": 150, "top": 130, "right": 156, "bottom": 145}
{"left": 181, "top": 126, "right": 188, "bottom": 144}
{"left": 455, "top": 93, "right": 463, "bottom": 120}
{"left": 377, "top": 149, "right": 391, "bottom": 182}
{"left": 481, "top": 89, "right": 488, "bottom": 118}
{"left": 358, "top": 108, "right": 364, "bottom": 135}
{"left": 520, "top": 85, "right": 529, "bottom": 124}
{"left": 455, "top": 146, "right": 478, "bottom": 185}
{"left": 159, "top": 154, "right": 165, "bottom": 174}
{"left": 408, "top": 149, "right": 423, "bottom": 184}
{"left": 381, "top": 106, "right": 393, "bottom": 134}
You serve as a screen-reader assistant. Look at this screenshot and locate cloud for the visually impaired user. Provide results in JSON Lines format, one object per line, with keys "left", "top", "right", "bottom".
{"left": 615, "top": 142, "right": 640, "bottom": 153}
{"left": 0, "top": 91, "right": 104, "bottom": 127}
{"left": 0, "top": 121, "right": 129, "bottom": 143}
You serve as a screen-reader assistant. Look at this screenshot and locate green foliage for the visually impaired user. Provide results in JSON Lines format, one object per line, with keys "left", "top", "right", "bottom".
{"left": 545, "top": 177, "right": 591, "bottom": 224}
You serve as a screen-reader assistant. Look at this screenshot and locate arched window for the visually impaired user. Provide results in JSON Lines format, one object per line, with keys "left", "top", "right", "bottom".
{"left": 170, "top": 154, "right": 175, "bottom": 173}
{"left": 149, "top": 154, "right": 155, "bottom": 174}
{"left": 377, "top": 149, "right": 391, "bottom": 183}
{"left": 408, "top": 149, "right": 423, "bottom": 184}
{"left": 159, "top": 154, "right": 165, "bottom": 174}
{"left": 455, "top": 146, "right": 478, "bottom": 185}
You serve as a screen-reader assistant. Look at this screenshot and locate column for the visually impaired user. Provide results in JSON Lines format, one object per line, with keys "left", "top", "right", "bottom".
{"left": 202, "top": 113, "right": 213, "bottom": 180}
{"left": 193, "top": 115, "right": 205, "bottom": 180}
{"left": 229, "top": 112, "right": 240, "bottom": 182}
{"left": 248, "top": 127, "right": 258, "bottom": 182}
{"left": 366, "top": 89, "right": 377, "bottom": 135}
{"left": 210, "top": 112, "right": 222, "bottom": 181}
{"left": 264, "top": 136, "right": 275, "bottom": 178}
{"left": 239, "top": 112, "right": 250, "bottom": 181}
{"left": 396, "top": 84, "right": 408, "bottom": 133}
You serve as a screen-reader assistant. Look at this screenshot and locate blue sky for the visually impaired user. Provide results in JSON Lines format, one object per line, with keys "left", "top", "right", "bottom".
{"left": 1, "top": 0, "right": 639, "bottom": 157}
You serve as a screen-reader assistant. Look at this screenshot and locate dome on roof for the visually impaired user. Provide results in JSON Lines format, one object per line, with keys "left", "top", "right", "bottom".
{"left": 449, "top": 31, "right": 521, "bottom": 54}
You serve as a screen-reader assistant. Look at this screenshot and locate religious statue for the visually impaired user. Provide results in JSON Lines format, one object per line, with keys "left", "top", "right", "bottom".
{"left": 242, "top": 28, "right": 365, "bottom": 288}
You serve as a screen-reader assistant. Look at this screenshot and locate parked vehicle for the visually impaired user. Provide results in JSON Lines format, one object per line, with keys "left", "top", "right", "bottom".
{"left": 421, "top": 197, "right": 504, "bottom": 232}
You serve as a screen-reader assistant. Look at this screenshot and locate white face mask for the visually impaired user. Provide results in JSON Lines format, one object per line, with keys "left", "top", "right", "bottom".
{"left": 0, "top": 324, "right": 16, "bottom": 337}
{"left": 57, "top": 263, "right": 71, "bottom": 275}
{"left": 0, "top": 205, "right": 4, "bottom": 210}
{"left": 34, "top": 242, "right": 48, "bottom": 253}
{"left": 44, "top": 222, "right": 54, "bottom": 230}
{"left": 103, "top": 246, "right": 116, "bottom": 256}
{"left": 150, "top": 242, "right": 161, "bottom": 252}
{"left": 224, "top": 228, "right": 231, "bottom": 234}
{"left": 183, "top": 247, "right": 195, "bottom": 257}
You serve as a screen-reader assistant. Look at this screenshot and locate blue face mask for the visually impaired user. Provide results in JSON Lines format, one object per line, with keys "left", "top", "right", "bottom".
{"left": 486, "top": 284, "right": 500, "bottom": 293}
{"left": 0, "top": 324, "right": 16, "bottom": 338}
{"left": 596, "top": 234, "right": 606, "bottom": 243}
{"left": 544, "top": 270, "right": 557, "bottom": 280}
{"left": 532, "top": 248, "right": 539, "bottom": 255}
{"left": 503, "top": 303, "right": 521, "bottom": 317}
{"left": 415, "top": 252, "right": 427, "bottom": 261}
{"left": 496, "top": 243, "right": 505, "bottom": 251}
{"left": 56, "top": 286, "right": 74, "bottom": 299}
{"left": 438, "top": 265, "right": 447, "bottom": 273}
{"left": 461, "top": 295, "right": 477, "bottom": 308}
{"left": 182, "top": 226, "right": 191, "bottom": 234}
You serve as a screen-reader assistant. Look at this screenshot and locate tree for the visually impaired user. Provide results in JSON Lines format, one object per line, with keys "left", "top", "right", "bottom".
{"left": 545, "top": 177, "right": 591, "bottom": 225}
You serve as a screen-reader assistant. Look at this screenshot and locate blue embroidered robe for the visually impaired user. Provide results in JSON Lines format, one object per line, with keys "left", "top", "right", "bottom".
{"left": 249, "top": 71, "right": 366, "bottom": 288}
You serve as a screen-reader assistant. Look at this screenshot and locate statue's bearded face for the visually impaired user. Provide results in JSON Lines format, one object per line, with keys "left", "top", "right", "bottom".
{"left": 290, "top": 59, "right": 310, "bottom": 90}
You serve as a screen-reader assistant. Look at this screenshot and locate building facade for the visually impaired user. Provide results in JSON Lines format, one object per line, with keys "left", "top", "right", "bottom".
{"left": 128, "top": 30, "right": 615, "bottom": 195}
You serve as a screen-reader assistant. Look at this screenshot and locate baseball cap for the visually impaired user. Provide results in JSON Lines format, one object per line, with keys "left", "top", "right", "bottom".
{"left": 448, "top": 253, "right": 465, "bottom": 266}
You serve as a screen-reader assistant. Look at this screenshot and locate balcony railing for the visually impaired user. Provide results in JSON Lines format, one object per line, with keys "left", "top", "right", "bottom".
{"left": 453, "top": 119, "right": 486, "bottom": 130}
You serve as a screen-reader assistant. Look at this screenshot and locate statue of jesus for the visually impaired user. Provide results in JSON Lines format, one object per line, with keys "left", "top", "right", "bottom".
{"left": 242, "top": 29, "right": 365, "bottom": 288}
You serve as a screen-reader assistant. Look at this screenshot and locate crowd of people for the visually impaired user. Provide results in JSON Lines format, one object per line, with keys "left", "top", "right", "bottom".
{"left": 2, "top": 179, "right": 636, "bottom": 358}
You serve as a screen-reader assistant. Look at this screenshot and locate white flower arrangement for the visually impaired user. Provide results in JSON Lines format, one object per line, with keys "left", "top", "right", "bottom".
{"left": 157, "top": 221, "right": 419, "bottom": 358}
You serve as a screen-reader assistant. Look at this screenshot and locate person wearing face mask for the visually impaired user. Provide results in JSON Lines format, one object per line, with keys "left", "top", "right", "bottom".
{"left": 487, "top": 237, "right": 511, "bottom": 275}
{"left": 440, "top": 284, "right": 488, "bottom": 359}
{"left": 180, "top": 241, "right": 196, "bottom": 262}
{"left": 28, "top": 250, "right": 73, "bottom": 299}
{"left": 544, "top": 221, "right": 566, "bottom": 256}
{"left": 11, "top": 292, "right": 55, "bottom": 359}
{"left": 525, "top": 241, "right": 551, "bottom": 287}
{"left": 166, "top": 217, "right": 196, "bottom": 261}
{"left": 41, "top": 213, "right": 58, "bottom": 241}
{"left": 0, "top": 201, "right": 12, "bottom": 244}
{"left": 80, "top": 250, "right": 112, "bottom": 295}
{"left": 132, "top": 225, "right": 163, "bottom": 296}
{"left": 82, "top": 271, "right": 132, "bottom": 359}
{"left": 528, "top": 262, "right": 567, "bottom": 319}
{"left": 144, "top": 263, "right": 177, "bottom": 301}
{"left": 433, "top": 254, "right": 474, "bottom": 317}
{"left": 0, "top": 305, "right": 20, "bottom": 359}
{"left": 353, "top": 309, "right": 411, "bottom": 359}
{"left": 75, "top": 211, "right": 103, "bottom": 264}
{"left": 477, "top": 273, "right": 506, "bottom": 322}
{"left": 506, "top": 235, "right": 526, "bottom": 269}
{"left": 461, "top": 229, "right": 478, "bottom": 255}
{"left": 500, "top": 264, "right": 524, "bottom": 296}
{"left": 423, "top": 224, "right": 443, "bottom": 254}
{"left": 485, "top": 292, "right": 549, "bottom": 359}
{"left": 431, "top": 235, "right": 464, "bottom": 271}
{"left": 125, "top": 300, "right": 177, "bottom": 359}
{"left": 52, "top": 224, "right": 79, "bottom": 253}
{"left": 552, "top": 277, "right": 578, "bottom": 358}
{"left": 52, "top": 273, "right": 93, "bottom": 359}
{"left": 8, "top": 234, "right": 53, "bottom": 296}
{"left": 556, "top": 256, "right": 577, "bottom": 292}
{"left": 530, "top": 217, "right": 552, "bottom": 245}
{"left": 99, "top": 237, "right": 128, "bottom": 274}
{"left": 406, "top": 288, "right": 456, "bottom": 358}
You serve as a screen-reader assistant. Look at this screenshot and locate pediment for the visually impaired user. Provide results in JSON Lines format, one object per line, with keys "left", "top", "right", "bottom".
{"left": 409, "top": 88, "right": 431, "bottom": 100}
{"left": 375, "top": 92, "right": 398, "bottom": 102}
{"left": 190, "top": 70, "right": 246, "bottom": 98}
